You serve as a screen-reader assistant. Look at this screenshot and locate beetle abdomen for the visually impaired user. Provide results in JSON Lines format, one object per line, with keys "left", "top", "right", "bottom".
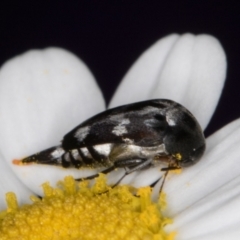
{"left": 21, "top": 144, "right": 114, "bottom": 169}
{"left": 63, "top": 144, "right": 113, "bottom": 168}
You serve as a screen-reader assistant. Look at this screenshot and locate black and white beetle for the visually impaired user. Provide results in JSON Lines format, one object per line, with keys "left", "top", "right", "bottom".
{"left": 18, "top": 99, "right": 206, "bottom": 189}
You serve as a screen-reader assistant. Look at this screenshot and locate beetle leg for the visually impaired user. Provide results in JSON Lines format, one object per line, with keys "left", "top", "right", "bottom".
{"left": 114, "top": 158, "right": 152, "bottom": 173}
{"left": 150, "top": 177, "right": 161, "bottom": 188}
{"left": 110, "top": 158, "right": 153, "bottom": 188}
{"left": 159, "top": 170, "right": 169, "bottom": 193}
{"left": 75, "top": 166, "right": 115, "bottom": 181}
{"left": 76, "top": 158, "right": 152, "bottom": 189}
{"left": 161, "top": 166, "right": 180, "bottom": 171}
{"left": 159, "top": 165, "right": 181, "bottom": 193}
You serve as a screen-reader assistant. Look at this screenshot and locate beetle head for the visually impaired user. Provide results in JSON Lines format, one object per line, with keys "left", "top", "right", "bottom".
{"left": 162, "top": 103, "right": 206, "bottom": 167}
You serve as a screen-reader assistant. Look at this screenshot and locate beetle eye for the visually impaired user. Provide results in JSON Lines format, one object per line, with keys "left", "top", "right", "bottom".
{"left": 192, "top": 144, "right": 206, "bottom": 162}
{"left": 179, "top": 144, "right": 206, "bottom": 167}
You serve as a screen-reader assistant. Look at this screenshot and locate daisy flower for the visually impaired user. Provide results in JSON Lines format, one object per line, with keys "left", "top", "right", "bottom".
{"left": 0, "top": 33, "right": 237, "bottom": 240}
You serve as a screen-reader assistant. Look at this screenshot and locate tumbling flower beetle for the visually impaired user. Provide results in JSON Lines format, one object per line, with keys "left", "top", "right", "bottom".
{"left": 15, "top": 99, "right": 206, "bottom": 189}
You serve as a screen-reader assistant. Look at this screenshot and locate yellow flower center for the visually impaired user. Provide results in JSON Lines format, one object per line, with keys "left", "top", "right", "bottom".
{"left": 0, "top": 174, "right": 176, "bottom": 240}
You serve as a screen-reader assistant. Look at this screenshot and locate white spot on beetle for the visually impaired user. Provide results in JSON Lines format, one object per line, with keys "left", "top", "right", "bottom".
{"left": 112, "top": 126, "right": 127, "bottom": 136}
{"left": 123, "top": 138, "right": 134, "bottom": 144}
{"left": 167, "top": 117, "right": 176, "bottom": 126}
{"left": 137, "top": 106, "right": 159, "bottom": 116}
{"left": 71, "top": 149, "right": 81, "bottom": 160}
{"left": 166, "top": 109, "right": 178, "bottom": 126}
{"left": 109, "top": 113, "right": 125, "bottom": 122}
{"left": 51, "top": 147, "right": 65, "bottom": 159}
{"left": 94, "top": 144, "right": 113, "bottom": 157}
{"left": 81, "top": 147, "right": 91, "bottom": 158}
{"left": 112, "top": 119, "right": 130, "bottom": 136}
{"left": 121, "top": 119, "right": 130, "bottom": 125}
{"left": 74, "top": 126, "right": 90, "bottom": 141}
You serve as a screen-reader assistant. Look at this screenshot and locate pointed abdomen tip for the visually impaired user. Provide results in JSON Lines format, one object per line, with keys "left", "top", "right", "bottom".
{"left": 12, "top": 159, "right": 23, "bottom": 165}
{"left": 12, "top": 159, "right": 32, "bottom": 166}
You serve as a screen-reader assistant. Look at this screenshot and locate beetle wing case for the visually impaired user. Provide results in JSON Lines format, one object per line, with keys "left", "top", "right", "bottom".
{"left": 62, "top": 99, "right": 173, "bottom": 150}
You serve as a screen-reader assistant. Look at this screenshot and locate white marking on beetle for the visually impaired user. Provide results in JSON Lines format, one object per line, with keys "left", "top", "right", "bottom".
{"left": 166, "top": 108, "right": 179, "bottom": 126}
{"left": 63, "top": 152, "right": 71, "bottom": 163}
{"left": 81, "top": 147, "right": 91, "bottom": 158}
{"left": 71, "top": 149, "right": 81, "bottom": 160}
{"left": 121, "top": 119, "right": 130, "bottom": 125}
{"left": 112, "top": 126, "right": 127, "bottom": 136}
{"left": 112, "top": 118, "right": 130, "bottom": 136}
{"left": 136, "top": 106, "right": 159, "bottom": 116}
{"left": 122, "top": 138, "right": 134, "bottom": 144}
{"left": 94, "top": 144, "right": 113, "bottom": 157}
{"left": 167, "top": 117, "right": 176, "bottom": 126}
{"left": 51, "top": 147, "right": 65, "bottom": 158}
{"left": 109, "top": 113, "right": 125, "bottom": 122}
{"left": 111, "top": 144, "right": 166, "bottom": 161}
{"left": 140, "top": 144, "right": 166, "bottom": 157}
{"left": 74, "top": 126, "right": 90, "bottom": 141}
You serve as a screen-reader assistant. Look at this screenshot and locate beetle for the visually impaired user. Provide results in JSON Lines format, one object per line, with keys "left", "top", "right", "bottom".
{"left": 17, "top": 99, "right": 206, "bottom": 189}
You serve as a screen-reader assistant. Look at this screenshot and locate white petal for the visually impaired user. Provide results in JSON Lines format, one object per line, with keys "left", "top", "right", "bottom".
{"left": 180, "top": 229, "right": 240, "bottom": 240}
{"left": 110, "top": 33, "right": 226, "bottom": 129}
{"left": 12, "top": 165, "right": 102, "bottom": 196}
{"left": 109, "top": 34, "right": 179, "bottom": 107}
{"left": 162, "top": 118, "right": 240, "bottom": 218}
{"left": 180, "top": 227, "right": 240, "bottom": 240}
{"left": 166, "top": 175, "right": 240, "bottom": 239}
{"left": 0, "top": 152, "right": 33, "bottom": 210}
{"left": 0, "top": 48, "right": 105, "bottom": 195}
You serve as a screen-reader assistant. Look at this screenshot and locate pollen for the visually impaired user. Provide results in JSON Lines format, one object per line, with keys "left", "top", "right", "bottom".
{"left": 0, "top": 174, "right": 175, "bottom": 240}
{"left": 173, "top": 153, "right": 182, "bottom": 161}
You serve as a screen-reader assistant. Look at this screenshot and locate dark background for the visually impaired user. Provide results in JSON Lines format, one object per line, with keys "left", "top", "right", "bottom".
{"left": 0, "top": 1, "right": 239, "bottom": 137}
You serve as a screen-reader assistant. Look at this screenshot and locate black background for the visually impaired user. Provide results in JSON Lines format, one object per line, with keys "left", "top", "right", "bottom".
{"left": 0, "top": 1, "right": 239, "bottom": 137}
